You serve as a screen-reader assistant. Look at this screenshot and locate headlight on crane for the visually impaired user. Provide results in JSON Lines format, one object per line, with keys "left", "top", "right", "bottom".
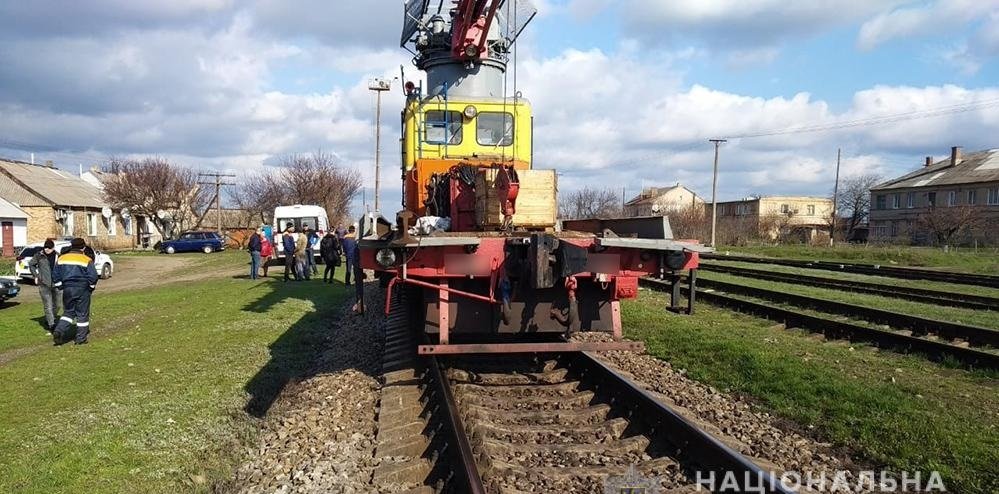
{"left": 376, "top": 248, "right": 399, "bottom": 268}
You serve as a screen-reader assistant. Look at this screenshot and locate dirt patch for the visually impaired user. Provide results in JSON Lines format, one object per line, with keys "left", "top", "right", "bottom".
{"left": 14, "top": 254, "right": 243, "bottom": 304}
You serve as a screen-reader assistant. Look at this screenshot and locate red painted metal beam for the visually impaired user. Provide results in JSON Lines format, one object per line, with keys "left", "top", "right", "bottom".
{"left": 418, "top": 341, "right": 645, "bottom": 355}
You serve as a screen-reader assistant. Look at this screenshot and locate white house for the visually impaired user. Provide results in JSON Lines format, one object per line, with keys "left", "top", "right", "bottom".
{"left": 0, "top": 196, "right": 28, "bottom": 256}
{"left": 623, "top": 183, "right": 704, "bottom": 217}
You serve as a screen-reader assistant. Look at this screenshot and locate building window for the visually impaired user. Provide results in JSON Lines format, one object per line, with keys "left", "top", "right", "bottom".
{"left": 947, "top": 191, "right": 957, "bottom": 207}
{"left": 108, "top": 215, "right": 116, "bottom": 236}
{"left": 805, "top": 204, "right": 814, "bottom": 215}
{"left": 927, "top": 192, "right": 936, "bottom": 207}
{"left": 967, "top": 190, "right": 976, "bottom": 205}
{"left": 875, "top": 195, "right": 886, "bottom": 210}
{"left": 780, "top": 204, "right": 790, "bottom": 214}
{"left": 62, "top": 213, "right": 74, "bottom": 237}
{"left": 123, "top": 216, "right": 133, "bottom": 235}
{"left": 87, "top": 213, "right": 98, "bottom": 236}
{"left": 906, "top": 192, "right": 915, "bottom": 208}
{"left": 891, "top": 194, "right": 900, "bottom": 209}
{"left": 874, "top": 222, "right": 889, "bottom": 238}
{"left": 890, "top": 221, "right": 899, "bottom": 237}
{"left": 988, "top": 187, "right": 999, "bottom": 205}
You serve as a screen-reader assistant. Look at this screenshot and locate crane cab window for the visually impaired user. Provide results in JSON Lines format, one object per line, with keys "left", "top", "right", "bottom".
{"left": 424, "top": 110, "right": 462, "bottom": 145}
{"left": 477, "top": 112, "right": 514, "bottom": 146}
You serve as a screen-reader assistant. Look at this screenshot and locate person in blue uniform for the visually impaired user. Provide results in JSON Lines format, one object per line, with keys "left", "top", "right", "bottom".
{"left": 51, "top": 238, "right": 99, "bottom": 346}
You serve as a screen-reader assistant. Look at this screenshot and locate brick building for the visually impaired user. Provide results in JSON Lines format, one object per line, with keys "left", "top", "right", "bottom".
{"left": 0, "top": 158, "right": 133, "bottom": 250}
{"left": 869, "top": 146, "right": 999, "bottom": 245}
{"left": 623, "top": 183, "right": 703, "bottom": 217}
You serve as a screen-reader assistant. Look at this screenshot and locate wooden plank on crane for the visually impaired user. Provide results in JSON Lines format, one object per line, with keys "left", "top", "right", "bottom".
{"left": 475, "top": 168, "right": 557, "bottom": 229}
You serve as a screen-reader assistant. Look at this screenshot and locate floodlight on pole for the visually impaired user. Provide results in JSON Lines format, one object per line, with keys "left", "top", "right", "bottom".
{"left": 368, "top": 77, "right": 393, "bottom": 213}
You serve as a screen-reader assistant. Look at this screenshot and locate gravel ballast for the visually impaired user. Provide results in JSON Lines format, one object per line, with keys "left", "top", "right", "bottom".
{"left": 232, "top": 286, "right": 387, "bottom": 494}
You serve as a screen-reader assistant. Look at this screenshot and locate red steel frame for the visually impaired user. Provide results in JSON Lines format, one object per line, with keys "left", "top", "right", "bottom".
{"left": 362, "top": 237, "right": 700, "bottom": 354}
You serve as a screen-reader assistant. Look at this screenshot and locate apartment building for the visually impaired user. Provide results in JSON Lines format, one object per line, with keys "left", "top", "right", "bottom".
{"left": 869, "top": 147, "right": 999, "bottom": 245}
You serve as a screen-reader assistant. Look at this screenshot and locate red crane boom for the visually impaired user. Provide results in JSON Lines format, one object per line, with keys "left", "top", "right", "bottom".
{"left": 450, "top": 0, "right": 501, "bottom": 60}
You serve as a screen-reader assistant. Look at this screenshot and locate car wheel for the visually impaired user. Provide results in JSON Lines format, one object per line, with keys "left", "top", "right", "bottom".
{"left": 101, "top": 263, "right": 112, "bottom": 280}
{"left": 165, "top": 246, "right": 176, "bottom": 254}
{"left": 202, "top": 245, "right": 213, "bottom": 254}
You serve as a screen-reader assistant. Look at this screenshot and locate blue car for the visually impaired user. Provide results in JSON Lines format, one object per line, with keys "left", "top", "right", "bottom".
{"left": 160, "top": 231, "right": 225, "bottom": 254}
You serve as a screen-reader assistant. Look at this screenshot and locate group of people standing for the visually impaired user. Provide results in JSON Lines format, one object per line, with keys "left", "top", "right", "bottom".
{"left": 245, "top": 223, "right": 361, "bottom": 287}
{"left": 28, "top": 238, "right": 99, "bottom": 346}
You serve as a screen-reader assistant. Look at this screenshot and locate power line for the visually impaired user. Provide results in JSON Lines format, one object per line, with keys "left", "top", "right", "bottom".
{"left": 722, "top": 97, "right": 999, "bottom": 140}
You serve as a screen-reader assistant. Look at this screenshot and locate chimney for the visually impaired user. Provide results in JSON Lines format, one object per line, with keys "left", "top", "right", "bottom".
{"left": 950, "top": 146, "right": 962, "bottom": 167}
{"left": 924, "top": 156, "right": 933, "bottom": 167}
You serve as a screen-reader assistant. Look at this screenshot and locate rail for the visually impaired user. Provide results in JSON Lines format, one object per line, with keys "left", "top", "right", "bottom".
{"left": 641, "top": 277, "right": 999, "bottom": 370}
{"left": 702, "top": 253, "right": 999, "bottom": 289}
{"left": 700, "top": 262, "right": 999, "bottom": 311}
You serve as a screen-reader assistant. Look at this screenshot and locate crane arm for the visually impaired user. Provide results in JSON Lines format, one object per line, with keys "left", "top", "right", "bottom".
{"left": 450, "top": 0, "right": 500, "bottom": 60}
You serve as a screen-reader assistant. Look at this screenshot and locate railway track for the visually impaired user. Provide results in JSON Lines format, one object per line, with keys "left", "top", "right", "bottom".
{"left": 701, "top": 262, "right": 999, "bottom": 311}
{"left": 640, "top": 277, "right": 999, "bottom": 370}
{"left": 373, "top": 291, "right": 792, "bottom": 493}
{"left": 702, "top": 253, "right": 999, "bottom": 289}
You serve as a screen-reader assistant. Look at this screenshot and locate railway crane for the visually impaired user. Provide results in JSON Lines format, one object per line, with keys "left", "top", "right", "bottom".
{"left": 358, "top": 0, "right": 706, "bottom": 354}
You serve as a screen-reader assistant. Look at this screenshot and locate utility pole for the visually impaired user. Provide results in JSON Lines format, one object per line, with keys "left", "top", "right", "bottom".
{"left": 831, "top": 148, "right": 841, "bottom": 245}
{"left": 368, "top": 78, "right": 392, "bottom": 212}
{"left": 198, "top": 172, "right": 236, "bottom": 232}
{"left": 708, "top": 139, "right": 727, "bottom": 247}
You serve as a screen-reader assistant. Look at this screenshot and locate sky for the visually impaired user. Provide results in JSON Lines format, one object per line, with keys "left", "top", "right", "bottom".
{"left": 1, "top": 0, "right": 998, "bottom": 215}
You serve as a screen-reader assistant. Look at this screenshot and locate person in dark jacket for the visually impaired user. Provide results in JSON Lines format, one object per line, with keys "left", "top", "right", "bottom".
{"left": 319, "top": 231, "right": 341, "bottom": 283}
{"left": 282, "top": 223, "right": 300, "bottom": 282}
{"left": 341, "top": 225, "right": 359, "bottom": 286}
{"left": 52, "top": 238, "right": 99, "bottom": 345}
{"left": 303, "top": 225, "right": 319, "bottom": 276}
{"left": 28, "top": 239, "right": 61, "bottom": 331}
{"left": 247, "top": 226, "right": 263, "bottom": 280}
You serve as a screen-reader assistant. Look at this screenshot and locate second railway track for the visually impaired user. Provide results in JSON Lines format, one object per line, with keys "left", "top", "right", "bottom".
{"left": 700, "top": 262, "right": 999, "bottom": 311}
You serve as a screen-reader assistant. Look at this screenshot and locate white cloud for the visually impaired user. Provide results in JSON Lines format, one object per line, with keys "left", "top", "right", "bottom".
{"left": 857, "top": 0, "right": 998, "bottom": 50}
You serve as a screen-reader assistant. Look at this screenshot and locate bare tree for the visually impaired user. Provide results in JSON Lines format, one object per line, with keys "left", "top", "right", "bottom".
{"left": 837, "top": 173, "right": 882, "bottom": 236}
{"left": 231, "top": 150, "right": 363, "bottom": 226}
{"left": 916, "top": 205, "right": 986, "bottom": 246}
{"left": 101, "top": 157, "right": 211, "bottom": 239}
{"left": 665, "top": 205, "right": 708, "bottom": 240}
{"left": 559, "top": 187, "right": 621, "bottom": 220}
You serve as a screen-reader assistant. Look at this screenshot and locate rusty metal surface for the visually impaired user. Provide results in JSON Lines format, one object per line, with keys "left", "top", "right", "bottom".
{"left": 418, "top": 341, "right": 645, "bottom": 355}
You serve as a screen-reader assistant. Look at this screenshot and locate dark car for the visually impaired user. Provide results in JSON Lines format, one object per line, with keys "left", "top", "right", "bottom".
{"left": 160, "top": 231, "right": 225, "bottom": 254}
{"left": 0, "top": 277, "right": 20, "bottom": 303}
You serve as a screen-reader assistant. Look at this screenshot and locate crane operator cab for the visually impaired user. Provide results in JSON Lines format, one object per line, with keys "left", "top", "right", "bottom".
{"left": 400, "top": 90, "right": 534, "bottom": 224}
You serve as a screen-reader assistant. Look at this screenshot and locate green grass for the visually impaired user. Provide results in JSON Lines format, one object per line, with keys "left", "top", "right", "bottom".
{"left": 0, "top": 257, "right": 13, "bottom": 276}
{"left": 717, "top": 244, "right": 999, "bottom": 274}
{"left": 0, "top": 261, "right": 351, "bottom": 493}
{"left": 625, "top": 292, "right": 999, "bottom": 494}
{"left": 698, "top": 271, "right": 999, "bottom": 330}
{"left": 707, "top": 259, "right": 999, "bottom": 299}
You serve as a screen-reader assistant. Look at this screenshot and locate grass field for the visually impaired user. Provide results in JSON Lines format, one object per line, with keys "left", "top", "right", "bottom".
{"left": 625, "top": 291, "right": 999, "bottom": 494}
{"left": 718, "top": 244, "right": 999, "bottom": 274}
{"left": 0, "top": 252, "right": 351, "bottom": 493}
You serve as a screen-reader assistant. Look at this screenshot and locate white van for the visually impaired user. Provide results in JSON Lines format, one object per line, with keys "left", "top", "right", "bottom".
{"left": 272, "top": 205, "right": 329, "bottom": 259}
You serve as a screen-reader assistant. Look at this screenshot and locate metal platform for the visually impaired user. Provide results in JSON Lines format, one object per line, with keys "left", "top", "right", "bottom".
{"left": 418, "top": 341, "right": 645, "bottom": 355}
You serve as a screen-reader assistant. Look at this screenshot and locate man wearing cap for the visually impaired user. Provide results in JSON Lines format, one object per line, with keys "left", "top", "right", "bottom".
{"left": 52, "top": 238, "right": 99, "bottom": 345}
{"left": 28, "top": 239, "right": 61, "bottom": 331}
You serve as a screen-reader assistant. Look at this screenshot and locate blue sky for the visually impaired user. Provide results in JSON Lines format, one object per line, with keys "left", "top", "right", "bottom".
{"left": 0, "top": 0, "right": 997, "bottom": 215}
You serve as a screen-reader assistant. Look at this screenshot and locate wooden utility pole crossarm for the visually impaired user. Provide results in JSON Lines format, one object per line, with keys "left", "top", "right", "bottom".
{"left": 197, "top": 172, "right": 237, "bottom": 231}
